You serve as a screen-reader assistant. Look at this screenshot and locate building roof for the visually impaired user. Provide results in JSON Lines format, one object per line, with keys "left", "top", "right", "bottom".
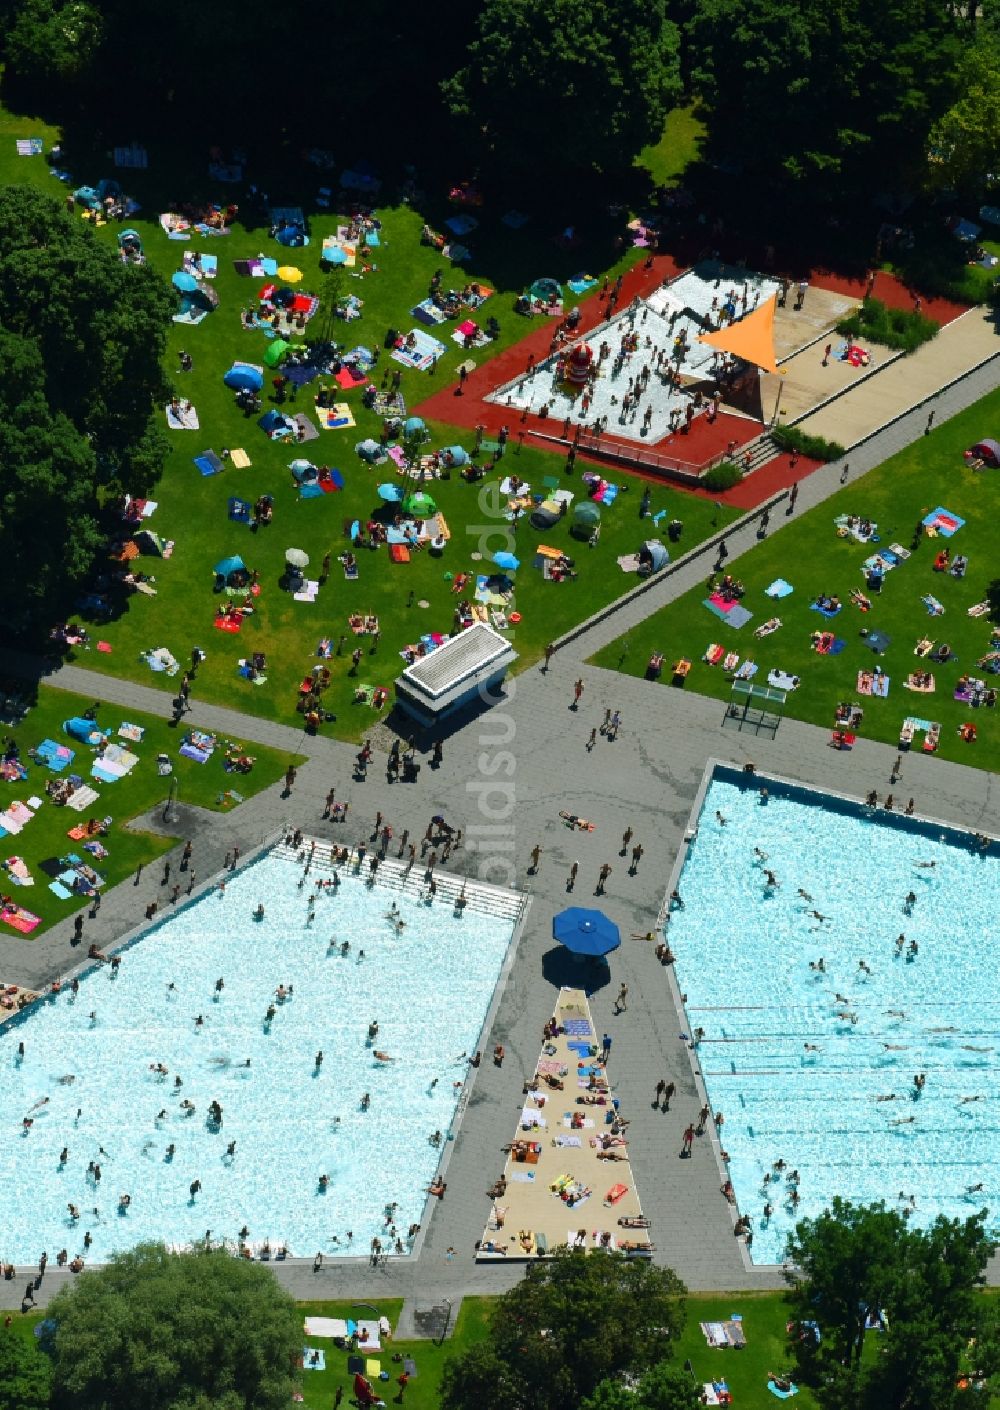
{"left": 398, "top": 623, "right": 517, "bottom": 705}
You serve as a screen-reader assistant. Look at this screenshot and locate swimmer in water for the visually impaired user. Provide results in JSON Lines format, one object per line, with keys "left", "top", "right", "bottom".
{"left": 914, "top": 860, "right": 936, "bottom": 869}
{"left": 875, "top": 1094, "right": 898, "bottom": 1102}
{"left": 804, "top": 1044, "right": 821, "bottom": 1053}
{"left": 753, "top": 847, "right": 768, "bottom": 862}
{"left": 716, "top": 811, "right": 727, "bottom": 826}
{"left": 764, "top": 870, "right": 778, "bottom": 888}
{"left": 967, "top": 1182, "right": 984, "bottom": 1192}
{"left": 882, "top": 1044, "right": 908, "bottom": 1051}
{"left": 959, "top": 1096, "right": 983, "bottom": 1104}
{"left": 797, "top": 889, "right": 813, "bottom": 902}
{"left": 57, "top": 1075, "right": 76, "bottom": 1085}
{"left": 889, "top": 1116, "right": 915, "bottom": 1125}
{"left": 809, "top": 910, "right": 829, "bottom": 923}
{"left": 961, "top": 1045, "right": 993, "bottom": 1053}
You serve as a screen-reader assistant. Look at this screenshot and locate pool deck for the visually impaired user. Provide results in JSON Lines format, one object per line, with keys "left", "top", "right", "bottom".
{"left": 0, "top": 356, "right": 999, "bottom": 1307}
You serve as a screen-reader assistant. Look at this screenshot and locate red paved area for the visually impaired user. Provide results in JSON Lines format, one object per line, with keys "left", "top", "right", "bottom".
{"left": 413, "top": 252, "right": 767, "bottom": 478}
{"left": 811, "top": 269, "right": 968, "bottom": 326}
{"left": 413, "top": 255, "right": 961, "bottom": 514}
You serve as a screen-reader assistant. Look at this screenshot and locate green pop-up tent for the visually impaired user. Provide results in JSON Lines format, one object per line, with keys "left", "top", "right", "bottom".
{"left": 264, "top": 339, "right": 290, "bottom": 369}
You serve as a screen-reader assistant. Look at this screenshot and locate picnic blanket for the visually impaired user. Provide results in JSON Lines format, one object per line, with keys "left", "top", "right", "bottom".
{"left": 166, "top": 403, "right": 199, "bottom": 430}
{"left": 922, "top": 506, "right": 965, "bottom": 537}
{"left": 857, "top": 670, "right": 890, "bottom": 697}
{"left": 704, "top": 596, "right": 753, "bottom": 629}
{"left": 391, "top": 329, "right": 446, "bottom": 371}
{"left": 318, "top": 404, "right": 355, "bottom": 431}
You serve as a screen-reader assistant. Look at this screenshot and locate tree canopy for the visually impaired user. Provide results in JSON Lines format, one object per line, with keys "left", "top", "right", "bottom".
{"left": 0, "top": 1327, "right": 52, "bottom": 1410}
{"left": 0, "top": 186, "right": 170, "bottom": 631}
{"left": 440, "top": 1249, "right": 687, "bottom": 1410}
{"left": 689, "top": 0, "right": 961, "bottom": 202}
{"left": 786, "top": 1199, "right": 998, "bottom": 1410}
{"left": 46, "top": 1243, "right": 301, "bottom": 1410}
{"left": 929, "top": 33, "right": 1000, "bottom": 194}
{"left": 442, "top": 0, "right": 681, "bottom": 177}
{"left": 581, "top": 1362, "right": 704, "bottom": 1410}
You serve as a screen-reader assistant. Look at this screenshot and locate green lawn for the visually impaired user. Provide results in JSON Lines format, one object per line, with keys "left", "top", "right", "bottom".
{"left": 675, "top": 1293, "right": 818, "bottom": 1409}
{"left": 594, "top": 389, "right": 1000, "bottom": 773}
{"left": 7, "top": 1287, "right": 999, "bottom": 1406}
{"left": 0, "top": 684, "right": 288, "bottom": 937}
{"left": 637, "top": 105, "right": 707, "bottom": 189}
{"left": 0, "top": 109, "right": 739, "bottom": 743}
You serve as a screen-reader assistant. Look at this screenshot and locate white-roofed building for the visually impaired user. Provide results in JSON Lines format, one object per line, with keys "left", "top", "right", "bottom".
{"left": 395, "top": 623, "right": 517, "bottom": 726}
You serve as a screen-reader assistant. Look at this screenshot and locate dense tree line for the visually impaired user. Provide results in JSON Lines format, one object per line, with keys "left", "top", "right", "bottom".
{"left": 0, "top": 0, "right": 997, "bottom": 200}
{"left": 0, "top": 188, "right": 170, "bottom": 630}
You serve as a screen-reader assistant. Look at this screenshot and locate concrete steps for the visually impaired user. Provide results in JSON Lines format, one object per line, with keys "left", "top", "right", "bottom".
{"left": 272, "top": 839, "right": 526, "bottom": 923}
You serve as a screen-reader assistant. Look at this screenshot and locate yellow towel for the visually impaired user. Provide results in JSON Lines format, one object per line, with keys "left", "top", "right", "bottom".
{"left": 230, "top": 448, "right": 251, "bottom": 469}
{"left": 365, "top": 1359, "right": 381, "bottom": 1377}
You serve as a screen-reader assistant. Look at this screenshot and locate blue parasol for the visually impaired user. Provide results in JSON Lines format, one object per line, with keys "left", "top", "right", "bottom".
{"left": 552, "top": 908, "right": 621, "bottom": 958}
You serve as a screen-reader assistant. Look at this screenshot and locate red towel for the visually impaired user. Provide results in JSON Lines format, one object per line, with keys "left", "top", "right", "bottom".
{"left": 213, "top": 615, "right": 242, "bottom": 634}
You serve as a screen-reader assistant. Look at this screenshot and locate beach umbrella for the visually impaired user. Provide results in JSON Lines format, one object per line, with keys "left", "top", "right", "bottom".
{"left": 378, "top": 483, "right": 404, "bottom": 502}
{"left": 285, "top": 548, "right": 309, "bottom": 569}
{"left": 264, "top": 339, "right": 290, "bottom": 368}
{"left": 492, "top": 550, "right": 520, "bottom": 571}
{"left": 403, "top": 491, "right": 436, "bottom": 516}
{"left": 277, "top": 265, "right": 302, "bottom": 282}
{"left": 224, "top": 364, "right": 263, "bottom": 392}
{"left": 172, "top": 270, "right": 199, "bottom": 292}
{"left": 403, "top": 416, "right": 426, "bottom": 436}
{"left": 553, "top": 907, "right": 620, "bottom": 959}
{"left": 213, "top": 555, "right": 246, "bottom": 577}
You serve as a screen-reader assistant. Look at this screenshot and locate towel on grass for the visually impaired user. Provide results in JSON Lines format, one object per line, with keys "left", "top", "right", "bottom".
{"left": 765, "top": 578, "right": 794, "bottom": 598}
{"left": 301, "top": 1349, "right": 326, "bottom": 1371}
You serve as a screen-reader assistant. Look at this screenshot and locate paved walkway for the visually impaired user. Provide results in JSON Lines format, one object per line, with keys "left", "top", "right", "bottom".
{"left": 798, "top": 306, "right": 1000, "bottom": 446}
{"left": 2, "top": 345, "right": 1000, "bottom": 1308}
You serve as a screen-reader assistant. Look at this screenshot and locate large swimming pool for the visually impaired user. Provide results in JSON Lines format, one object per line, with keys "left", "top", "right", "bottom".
{"left": 669, "top": 771, "right": 999, "bottom": 1264}
{"left": 0, "top": 847, "right": 518, "bottom": 1262}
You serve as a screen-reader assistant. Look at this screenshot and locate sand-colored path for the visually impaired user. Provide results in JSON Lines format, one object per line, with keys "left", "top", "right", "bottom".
{"left": 796, "top": 307, "right": 1000, "bottom": 447}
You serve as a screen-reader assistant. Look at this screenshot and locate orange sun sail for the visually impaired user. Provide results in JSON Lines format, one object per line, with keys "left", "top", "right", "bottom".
{"left": 697, "top": 295, "right": 781, "bottom": 375}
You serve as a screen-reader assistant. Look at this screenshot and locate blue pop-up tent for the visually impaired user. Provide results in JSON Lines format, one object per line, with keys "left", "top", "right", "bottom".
{"left": 224, "top": 363, "right": 264, "bottom": 392}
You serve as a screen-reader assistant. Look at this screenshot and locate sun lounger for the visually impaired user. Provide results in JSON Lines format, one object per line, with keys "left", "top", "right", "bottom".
{"left": 604, "top": 1183, "right": 628, "bottom": 1206}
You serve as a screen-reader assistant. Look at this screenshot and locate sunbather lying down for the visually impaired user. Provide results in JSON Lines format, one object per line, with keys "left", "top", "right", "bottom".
{"left": 914, "top": 638, "right": 935, "bottom": 657}
{"left": 559, "top": 811, "right": 594, "bottom": 831}
{"left": 755, "top": 617, "right": 781, "bottom": 638}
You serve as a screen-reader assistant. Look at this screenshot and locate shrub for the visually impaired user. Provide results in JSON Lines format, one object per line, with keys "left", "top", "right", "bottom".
{"left": 772, "top": 425, "right": 846, "bottom": 462}
{"left": 835, "top": 297, "right": 940, "bottom": 354}
{"left": 702, "top": 461, "right": 743, "bottom": 490}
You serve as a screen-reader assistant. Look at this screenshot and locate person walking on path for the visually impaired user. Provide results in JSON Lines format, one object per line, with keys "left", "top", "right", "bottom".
{"left": 568, "top": 861, "right": 578, "bottom": 891}
{"left": 543, "top": 642, "right": 555, "bottom": 672}
{"left": 696, "top": 1103, "right": 710, "bottom": 1135}
{"left": 681, "top": 1124, "right": 695, "bottom": 1157}
{"left": 323, "top": 788, "right": 336, "bottom": 819}
{"left": 602, "top": 1032, "right": 612, "bottom": 1062}
{"left": 284, "top": 764, "right": 297, "bottom": 796}
{"left": 787, "top": 482, "right": 799, "bottom": 515}
{"left": 891, "top": 755, "right": 902, "bottom": 784}
{"left": 613, "top": 983, "right": 628, "bottom": 1014}
{"left": 621, "top": 827, "right": 634, "bottom": 856}
{"left": 320, "top": 552, "right": 331, "bottom": 583}
{"left": 586, "top": 727, "right": 597, "bottom": 750}
{"left": 925, "top": 409, "right": 935, "bottom": 434}
{"left": 529, "top": 844, "right": 541, "bottom": 873}
{"left": 630, "top": 844, "right": 643, "bottom": 874}
{"left": 653, "top": 1079, "right": 665, "bottom": 1108}
{"left": 571, "top": 678, "right": 584, "bottom": 710}
{"left": 181, "top": 841, "right": 193, "bottom": 872}
{"left": 840, "top": 462, "right": 850, "bottom": 484}
{"left": 662, "top": 1081, "right": 675, "bottom": 1112}
{"left": 596, "top": 863, "right": 611, "bottom": 894}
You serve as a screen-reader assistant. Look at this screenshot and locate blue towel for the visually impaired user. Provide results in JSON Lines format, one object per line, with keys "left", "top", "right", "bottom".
{"left": 810, "top": 602, "right": 842, "bottom": 619}
{"left": 365, "top": 229, "right": 379, "bottom": 246}
{"left": 299, "top": 483, "right": 323, "bottom": 498}
{"left": 828, "top": 638, "right": 846, "bottom": 655}
{"left": 768, "top": 1383, "right": 798, "bottom": 1400}
{"left": 195, "top": 455, "right": 220, "bottom": 476}
{"left": 567, "top": 1040, "right": 593, "bottom": 1055}
{"left": 49, "top": 882, "right": 73, "bottom": 899}
{"left": 302, "top": 1348, "right": 326, "bottom": 1371}
{"left": 563, "top": 1019, "right": 592, "bottom": 1036}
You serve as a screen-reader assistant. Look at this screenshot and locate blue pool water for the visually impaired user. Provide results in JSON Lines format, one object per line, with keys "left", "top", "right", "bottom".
{"left": 669, "top": 772, "right": 1000, "bottom": 1264}
{"left": 0, "top": 849, "right": 516, "bottom": 1262}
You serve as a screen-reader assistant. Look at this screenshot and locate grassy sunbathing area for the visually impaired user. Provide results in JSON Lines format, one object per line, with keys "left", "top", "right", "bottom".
{"left": 0, "top": 684, "right": 287, "bottom": 937}
{"left": 0, "top": 120, "right": 738, "bottom": 742}
{"left": 594, "top": 390, "right": 1000, "bottom": 773}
